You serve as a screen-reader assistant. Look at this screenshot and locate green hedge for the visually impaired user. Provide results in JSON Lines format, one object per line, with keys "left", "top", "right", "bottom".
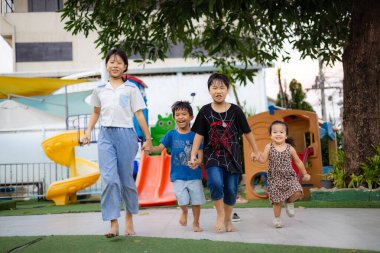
{"left": 310, "top": 188, "right": 380, "bottom": 202}
{"left": 0, "top": 200, "right": 16, "bottom": 210}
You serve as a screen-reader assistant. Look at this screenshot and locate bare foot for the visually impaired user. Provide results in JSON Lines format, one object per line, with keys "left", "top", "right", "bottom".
{"left": 225, "top": 221, "right": 236, "bottom": 232}
{"left": 193, "top": 222, "right": 203, "bottom": 232}
{"left": 214, "top": 216, "right": 225, "bottom": 233}
{"left": 105, "top": 220, "right": 119, "bottom": 238}
{"left": 179, "top": 210, "right": 188, "bottom": 226}
{"left": 125, "top": 214, "right": 135, "bottom": 236}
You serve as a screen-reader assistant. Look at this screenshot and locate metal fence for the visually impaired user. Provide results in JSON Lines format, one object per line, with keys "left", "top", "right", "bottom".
{"left": 0, "top": 162, "right": 102, "bottom": 200}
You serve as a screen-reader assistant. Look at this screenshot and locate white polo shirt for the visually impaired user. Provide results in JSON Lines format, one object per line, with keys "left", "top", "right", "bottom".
{"left": 90, "top": 80, "right": 146, "bottom": 128}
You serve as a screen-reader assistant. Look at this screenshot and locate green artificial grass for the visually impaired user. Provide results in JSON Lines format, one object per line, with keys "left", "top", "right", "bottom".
{"left": 0, "top": 236, "right": 377, "bottom": 253}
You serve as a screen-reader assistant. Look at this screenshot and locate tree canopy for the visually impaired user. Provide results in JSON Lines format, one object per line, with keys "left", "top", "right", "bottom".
{"left": 61, "top": 0, "right": 351, "bottom": 84}
{"left": 275, "top": 79, "right": 314, "bottom": 112}
{"left": 61, "top": 0, "right": 380, "bottom": 175}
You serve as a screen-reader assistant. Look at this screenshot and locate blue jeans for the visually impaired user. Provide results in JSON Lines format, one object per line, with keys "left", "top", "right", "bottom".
{"left": 207, "top": 166, "right": 239, "bottom": 206}
{"left": 98, "top": 127, "right": 139, "bottom": 221}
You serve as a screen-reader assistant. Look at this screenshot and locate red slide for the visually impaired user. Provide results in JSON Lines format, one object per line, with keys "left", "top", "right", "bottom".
{"left": 136, "top": 149, "right": 177, "bottom": 207}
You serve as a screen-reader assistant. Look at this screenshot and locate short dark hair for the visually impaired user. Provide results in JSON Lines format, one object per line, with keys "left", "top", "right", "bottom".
{"left": 207, "top": 73, "right": 230, "bottom": 90}
{"left": 171, "top": 101, "right": 193, "bottom": 117}
{"left": 105, "top": 48, "right": 129, "bottom": 71}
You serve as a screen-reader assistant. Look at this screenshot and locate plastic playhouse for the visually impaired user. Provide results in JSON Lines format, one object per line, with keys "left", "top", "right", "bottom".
{"left": 243, "top": 106, "right": 327, "bottom": 199}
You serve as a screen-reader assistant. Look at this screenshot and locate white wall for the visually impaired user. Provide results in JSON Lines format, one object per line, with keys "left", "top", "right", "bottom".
{"left": 142, "top": 71, "right": 268, "bottom": 125}
{"left": 0, "top": 37, "right": 12, "bottom": 73}
{"left": 0, "top": 70, "right": 267, "bottom": 164}
{"left": 0, "top": 129, "right": 98, "bottom": 164}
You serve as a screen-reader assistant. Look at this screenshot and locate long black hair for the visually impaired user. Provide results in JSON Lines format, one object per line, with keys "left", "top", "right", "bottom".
{"left": 268, "top": 120, "right": 295, "bottom": 147}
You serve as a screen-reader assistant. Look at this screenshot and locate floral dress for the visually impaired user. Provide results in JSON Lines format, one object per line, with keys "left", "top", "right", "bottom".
{"left": 267, "top": 143, "right": 303, "bottom": 204}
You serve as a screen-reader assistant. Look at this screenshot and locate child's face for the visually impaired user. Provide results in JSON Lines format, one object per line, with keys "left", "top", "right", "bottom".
{"left": 270, "top": 124, "right": 287, "bottom": 144}
{"left": 173, "top": 109, "right": 193, "bottom": 130}
{"left": 106, "top": 54, "right": 127, "bottom": 79}
{"left": 209, "top": 80, "right": 228, "bottom": 104}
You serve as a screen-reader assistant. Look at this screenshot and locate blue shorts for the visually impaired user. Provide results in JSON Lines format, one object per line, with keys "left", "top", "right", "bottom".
{"left": 207, "top": 166, "right": 239, "bottom": 206}
{"left": 173, "top": 179, "right": 206, "bottom": 206}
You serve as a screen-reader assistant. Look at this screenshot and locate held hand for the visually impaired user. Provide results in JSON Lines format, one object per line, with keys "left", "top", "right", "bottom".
{"left": 142, "top": 140, "right": 153, "bottom": 154}
{"left": 81, "top": 131, "right": 91, "bottom": 145}
{"left": 187, "top": 156, "right": 198, "bottom": 169}
{"left": 250, "top": 151, "right": 259, "bottom": 162}
{"left": 302, "top": 173, "right": 311, "bottom": 182}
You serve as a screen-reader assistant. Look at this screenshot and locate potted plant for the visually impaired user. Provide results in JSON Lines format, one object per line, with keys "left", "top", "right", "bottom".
{"left": 320, "top": 171, "right": 334, "bottom": 189}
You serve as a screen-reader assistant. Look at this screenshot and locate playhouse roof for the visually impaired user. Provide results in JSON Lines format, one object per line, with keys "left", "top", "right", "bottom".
{"left": 0, "top": 100, "right": 65, "bottom": 131}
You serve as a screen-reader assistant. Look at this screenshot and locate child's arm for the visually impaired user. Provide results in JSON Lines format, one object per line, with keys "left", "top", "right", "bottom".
{"left": 257, "top": 144, "right": 270, "bottom": 164}
{"left": 191, "top": 149, "right": 204, "bottom": 169}
{"left": 290, "top": 146, "right": 311, "bottom": 181}
{"left": 151, "top": 143, "right": 166, "bottom": 154}
{"left": 197, "top": 149, "right": 203, "bottom": 165}
{"left": 82, "top": 107, "right": 100, "bottom": 145}
{"left": 189, "top": 133, "right": 204, "bottom": 168}
{"left": 135, "top": 109, "right": 153, "bottom": 153}
{"left": 244, "top": 132, "right": 260, "bottom": 161}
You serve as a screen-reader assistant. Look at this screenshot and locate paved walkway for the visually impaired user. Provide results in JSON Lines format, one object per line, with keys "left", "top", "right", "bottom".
{"left": 1, "top": 208, "right": 379, "bottom": 251}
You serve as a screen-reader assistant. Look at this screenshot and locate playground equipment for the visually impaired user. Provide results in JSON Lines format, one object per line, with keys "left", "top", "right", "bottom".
{"left": 42, "top": 130, "right": 100, "bottom": 205}
{"left": 134, "top": 114, "right": 176, "bottom": 206}
{"left": 244, "top": 107, "right": 323, "bottom": 199}
{"left": 136, "top": 149, "right": 176, "bottom": 206}
{"left": 123, "top": 74, "right": 149, "bottom": 139}
{"left": 151, "top": 114, "right": 175, "bottom": 147}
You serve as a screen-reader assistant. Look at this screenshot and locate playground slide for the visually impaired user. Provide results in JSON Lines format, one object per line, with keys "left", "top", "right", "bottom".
{"left": 136, "top": 149, "right": 177, "bottom": 207}
{"left": 42, "top": 130, "right": 100, "bottom": 205}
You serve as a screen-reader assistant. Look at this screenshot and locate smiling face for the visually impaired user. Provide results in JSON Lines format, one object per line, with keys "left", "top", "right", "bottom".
{"left": 208, "top": 80, "right": 228, "bottom": 104}
{"left": 270, "top": 123, "right": 287, "bottom": 145}
{"left": 106, "top": 54, "right": 127, "bottom": 79}
{"left": 173, "top": 108, "right": 193, "bottom": 131}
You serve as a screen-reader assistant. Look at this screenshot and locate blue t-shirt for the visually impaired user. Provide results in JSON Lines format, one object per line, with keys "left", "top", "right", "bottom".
{"left": 161, "top": 130, "right": 203, "bottom": 182}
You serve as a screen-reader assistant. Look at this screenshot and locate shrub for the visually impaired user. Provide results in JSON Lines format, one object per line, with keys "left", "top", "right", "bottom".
{"left": 360, "top": 145, "right": 380, "bottom": 189}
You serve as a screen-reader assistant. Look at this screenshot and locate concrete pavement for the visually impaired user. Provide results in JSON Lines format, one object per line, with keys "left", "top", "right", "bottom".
{"left": 0, "top": 208, "right": 379, "bottom": 251}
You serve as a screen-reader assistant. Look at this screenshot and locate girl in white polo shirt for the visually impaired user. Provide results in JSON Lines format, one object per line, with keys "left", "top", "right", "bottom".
{"left": 82, "top": 48, "right": 152, "bottom": 238}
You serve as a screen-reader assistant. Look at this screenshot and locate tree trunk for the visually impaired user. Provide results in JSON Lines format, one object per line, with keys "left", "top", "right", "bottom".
{"left": 342, "top": 0, "right": 380, "bottom": 174}
{"left": 277, "top": 68, "right": 287, "bottom": 108}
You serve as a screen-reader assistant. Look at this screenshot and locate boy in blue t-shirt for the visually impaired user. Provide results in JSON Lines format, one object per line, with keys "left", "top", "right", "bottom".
{"left": 151, "top": 101, "right": 205, "bottom": 232}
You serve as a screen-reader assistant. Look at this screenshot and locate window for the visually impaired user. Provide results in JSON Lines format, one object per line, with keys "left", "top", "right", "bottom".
{"left": 28, "top": 0, "right": 63, "bottom": 12}
{"left": 16, "top": 42, "right": 73, "bottom": 62}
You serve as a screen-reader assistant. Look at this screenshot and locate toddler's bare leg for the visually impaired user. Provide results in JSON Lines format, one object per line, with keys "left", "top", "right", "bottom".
{"left": 125, "top": 212, "right": 135, "bottom": 236}
{"left": 287, "top": 191, "right": 303, "bottom": 203}
{"left": 214, "top": 199, "right": 225, "bottom": 232}
{"left": 179, "top": 206, "right": 188, "bottom": 226}
{"left": 224, "top": 204, "right": 236, "bottom": 232}
{"left": 273, "top": 203, "right": 282, "bottom": 218}
{"left": 192, "top": 205, "right": 203, "bottom": 232}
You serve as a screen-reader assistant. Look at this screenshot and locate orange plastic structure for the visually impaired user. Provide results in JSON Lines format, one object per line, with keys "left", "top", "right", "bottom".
{"left": 42, "top": 130, "right": 100, "bottom": 205}
{"left": 136, "top": 149, "right": 177, "bottom": 207}
{"left": 243, "top": 109, "right": 323, "bottom": 199}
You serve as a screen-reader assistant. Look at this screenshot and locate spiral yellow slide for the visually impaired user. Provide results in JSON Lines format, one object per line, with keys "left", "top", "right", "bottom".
{"left": 42, "top": 130, "right": 100, "bottom": 205}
